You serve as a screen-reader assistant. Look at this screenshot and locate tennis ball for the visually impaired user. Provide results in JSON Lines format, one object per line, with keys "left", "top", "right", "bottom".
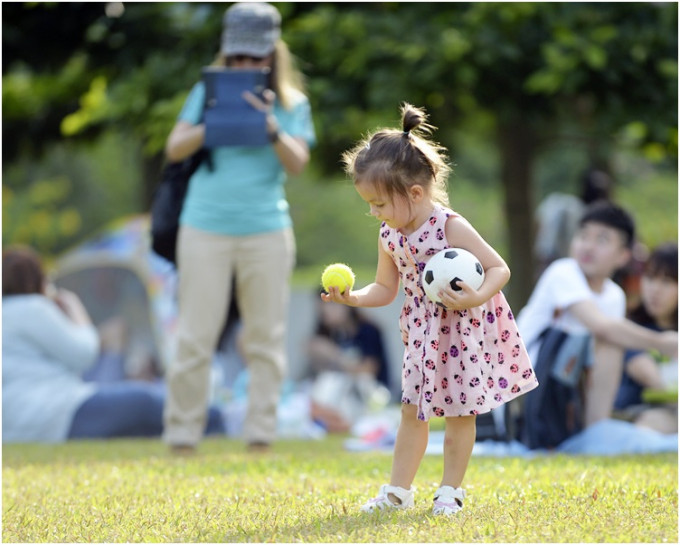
{"left": 321, "top": 263, "right": 355, "bottom": 294}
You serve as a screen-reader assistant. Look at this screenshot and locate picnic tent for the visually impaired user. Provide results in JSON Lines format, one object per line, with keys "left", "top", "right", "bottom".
{"left": 51, "top": 215, "right": 179, "bottom": 377}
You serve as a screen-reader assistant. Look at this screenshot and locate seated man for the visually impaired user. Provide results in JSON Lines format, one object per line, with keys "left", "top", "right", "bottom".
{"left": 516, "top": 202, "right": 677, "bottom": 449}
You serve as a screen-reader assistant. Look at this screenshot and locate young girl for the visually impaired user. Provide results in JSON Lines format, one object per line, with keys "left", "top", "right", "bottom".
{"left": 322, "top": 104, "right": 539, "bottom": 515}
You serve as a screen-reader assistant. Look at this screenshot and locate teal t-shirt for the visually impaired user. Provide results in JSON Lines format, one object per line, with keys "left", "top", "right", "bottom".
{"left": 178, "top": 82, "right": 315, "bottom": 236}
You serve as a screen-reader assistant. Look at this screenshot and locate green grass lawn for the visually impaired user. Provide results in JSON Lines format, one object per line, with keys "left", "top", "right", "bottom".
{"left": 2, "top": 436, "right": 677, "bottom": 543}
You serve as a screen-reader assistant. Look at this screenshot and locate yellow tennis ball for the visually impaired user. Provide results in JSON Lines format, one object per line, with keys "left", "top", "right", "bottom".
{"left": 321, "top": 263, "right": 355, "bottom": 294}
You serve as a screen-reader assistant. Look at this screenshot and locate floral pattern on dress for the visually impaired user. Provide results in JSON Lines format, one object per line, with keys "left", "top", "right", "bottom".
{"left": 381, "top": 204, "right": 539, "bottom": 421}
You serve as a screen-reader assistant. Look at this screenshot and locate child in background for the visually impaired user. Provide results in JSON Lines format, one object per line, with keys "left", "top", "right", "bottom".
{"left": 323, "top": 103, "right": 538, "bottom": 515}
{"left": 614, "top": 242, "right": 678, "bottom": 434}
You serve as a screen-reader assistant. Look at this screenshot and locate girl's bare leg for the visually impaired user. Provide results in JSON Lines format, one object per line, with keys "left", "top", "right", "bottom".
{"left": 441, "top": 414, "right": 476, "bottom": 488}
{"left": 388, "top": 403, "right": 429, "bottom": 502}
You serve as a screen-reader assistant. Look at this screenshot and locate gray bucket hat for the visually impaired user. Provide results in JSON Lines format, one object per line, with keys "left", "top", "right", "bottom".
{"left": 221, "top": 2, "right": 282, "bottom": 57}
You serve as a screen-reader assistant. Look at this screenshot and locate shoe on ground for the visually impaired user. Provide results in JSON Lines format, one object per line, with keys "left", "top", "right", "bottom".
{"left": 170, "top": 444, "right": 196, "bottom": 456}
{"left": 361, "top": 484, "right": 415, "bottom": 512}
{"left": 433, "top": 485, "right": 465, "bottom": 515}
{"left": 247, "top": 441, "right": 271, "bottom": 453}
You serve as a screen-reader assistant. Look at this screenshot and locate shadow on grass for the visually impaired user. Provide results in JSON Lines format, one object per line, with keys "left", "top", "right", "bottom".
{"left": 1, "top": 436, "right": 247, "bottom": 468}
{"left": 219, "top": 507, "right": 454, "bottom": 543}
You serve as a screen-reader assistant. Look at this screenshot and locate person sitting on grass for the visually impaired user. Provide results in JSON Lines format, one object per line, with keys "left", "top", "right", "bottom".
{"left": 516, "top": 202, "right": 678, "bottom": 448}
{"left": 307, "top": 293, "right": 391, "bottom": 389}
{"left": 2, "top": 245, "right": 225, "bottom": 443}
{"left": 306, "top": 294, "right": 392, "bottom": 432}
{"left": 613, "top": 242, "right": 678, "bottom": 434}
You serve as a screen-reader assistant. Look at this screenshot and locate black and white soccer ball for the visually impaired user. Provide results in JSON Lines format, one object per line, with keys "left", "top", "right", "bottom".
{"left": 422, "top": 248, "right": 485, "bottom": 304}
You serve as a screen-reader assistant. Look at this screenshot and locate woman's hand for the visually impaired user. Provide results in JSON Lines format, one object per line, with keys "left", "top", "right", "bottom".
{"left": 51, "top": 288, "right": 93, "bottom": 326}
{"left": 242, "top": 88, "right": 279, "bottom": 137}
{"left": 242, "top": 88, "right": 310, "bottom": 175}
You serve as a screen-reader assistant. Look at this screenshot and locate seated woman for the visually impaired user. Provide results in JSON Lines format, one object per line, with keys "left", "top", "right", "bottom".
{"left": 613, "top": 242, "right": 678, "bottom": 434}
{"left": 306, "top": 296, "right": 392, "bottom": 432}
{"left": 2, "top": 245, "right": 224, "bottom": 444}
{"left": 307, "top": 296, "right": 391, "bottom": 389}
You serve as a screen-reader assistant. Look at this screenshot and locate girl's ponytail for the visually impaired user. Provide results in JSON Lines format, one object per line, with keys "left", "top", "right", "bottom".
{"left": 401, "top": 103, "right": 431, "bottom": 137}
{"left": 342, "top": 103, "right": 452, "bottom": 208}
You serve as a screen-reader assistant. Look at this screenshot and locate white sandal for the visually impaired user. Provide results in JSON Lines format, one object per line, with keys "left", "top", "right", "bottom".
{"left": 433, "top": 486, "right": 465, "bottom": 515}
{"left": 360, "top": 484, "right": 415, "bottom": 512}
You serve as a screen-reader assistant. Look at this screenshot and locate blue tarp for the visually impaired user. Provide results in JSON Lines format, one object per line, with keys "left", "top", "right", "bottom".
{"left": 345, "top": 417, "right": 678, "bottom": 456}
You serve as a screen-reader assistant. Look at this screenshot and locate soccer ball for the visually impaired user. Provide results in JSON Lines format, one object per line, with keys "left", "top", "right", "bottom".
{"left": 422, "top": 248, "right": 485, "bottom": 304}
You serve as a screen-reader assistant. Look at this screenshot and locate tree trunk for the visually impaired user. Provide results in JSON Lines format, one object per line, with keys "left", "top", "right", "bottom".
{"left": 497, "top": 119, "right": 537, "bottom": 310}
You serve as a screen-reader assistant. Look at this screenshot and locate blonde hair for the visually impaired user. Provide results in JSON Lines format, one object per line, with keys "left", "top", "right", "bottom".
{"left": 342, "top": 103, "right": 451, "bottom": 207}
{"left": 212, "top": 40, "right": 307, "bottom": 111}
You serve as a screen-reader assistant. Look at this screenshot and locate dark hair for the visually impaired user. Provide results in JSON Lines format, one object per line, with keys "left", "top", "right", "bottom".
{"left": 2, "top": 246, "right": 45, "bottom": 296}
{"left": 341, "top": 103, "right": 451, "bottom": 207}
{"left": 629, "top": 242, "right": 678, "bottom": 330}
{"left": 580, "top": 168, "right": 613, "bottom": 205}
{"left": 643, "top": 241, "right": 677, "bottom": 282}
{"left": 579, "top": 201, "right": 635, "bottom": 248}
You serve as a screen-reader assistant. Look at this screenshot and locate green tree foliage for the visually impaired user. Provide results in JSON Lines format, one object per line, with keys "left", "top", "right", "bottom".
{"left": 3, "top": 2, "right": 222, "bottom": 254}
{"left": 287, "top": 3, "right": 677, "bottom": 165}
{"left": 3, "top": 131, "right": 144, "bottom": 255}
{"left": 2, "top": 3, "right": 677, "bottom": 304}
{"left": 3, "top": 3, "right": 222, "bottom": 158}
{"left": 286, "top": 2, "right": 677, "bottom": 304}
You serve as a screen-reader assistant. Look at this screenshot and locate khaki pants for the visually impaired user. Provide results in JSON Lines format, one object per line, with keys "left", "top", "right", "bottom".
{"left": 162, "top": 224, "right": 295, "bottom": 446}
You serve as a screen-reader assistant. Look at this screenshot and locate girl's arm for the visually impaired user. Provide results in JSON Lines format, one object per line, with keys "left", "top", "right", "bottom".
{"left": 437, "top": 215, "right": 511, "bottom": 310}
{"left": 321, "top": 238, "right": 400, "bottom": 308}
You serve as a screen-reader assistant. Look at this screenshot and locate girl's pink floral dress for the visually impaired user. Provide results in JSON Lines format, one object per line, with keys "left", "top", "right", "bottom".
{"left": 381, "top": 204, "right": 538, "bottom": 421}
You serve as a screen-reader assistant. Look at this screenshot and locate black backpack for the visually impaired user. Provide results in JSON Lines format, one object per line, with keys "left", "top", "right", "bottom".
{"left": 150, "top": 148, "right": 212, "bottom": 265}
{"left": 518, "top": 327, "right": 589, "bottom": 450}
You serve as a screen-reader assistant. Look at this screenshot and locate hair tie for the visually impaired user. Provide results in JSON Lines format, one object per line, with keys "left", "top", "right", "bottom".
{"left": 402, "top": 130, "right": 410, "bottom": 137}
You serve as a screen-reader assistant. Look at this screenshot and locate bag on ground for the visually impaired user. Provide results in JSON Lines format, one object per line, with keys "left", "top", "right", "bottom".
{"left": 519, "top": 327, "right": 590, "bottom": 449}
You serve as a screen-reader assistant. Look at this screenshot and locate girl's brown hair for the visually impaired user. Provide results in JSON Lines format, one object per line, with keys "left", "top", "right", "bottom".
{"left": 2, "top": 246, "right": 45, "bottom": 296}
{"left": 341, "top": 103, "right": 451, "bottom": 207}
{"left": 213, "top": 40, "right": 307, "bottom": 110}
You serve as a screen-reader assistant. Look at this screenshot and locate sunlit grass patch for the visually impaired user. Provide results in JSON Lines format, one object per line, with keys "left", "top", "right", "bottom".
{"left": 3, "top": 437, "right": 677, "bottom": 542}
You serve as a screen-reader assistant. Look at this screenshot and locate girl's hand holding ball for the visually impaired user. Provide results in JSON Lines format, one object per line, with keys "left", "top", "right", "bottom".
{"left": 321, "top": 263, "right": 355, "bottom": 293}
{"left": 320, "top": 263, "right": 357, "bottom": 304}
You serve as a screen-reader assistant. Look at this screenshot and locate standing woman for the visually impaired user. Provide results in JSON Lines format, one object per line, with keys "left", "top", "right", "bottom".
{"left": 162, "top": 2, "right": 315, "bottom": 452}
